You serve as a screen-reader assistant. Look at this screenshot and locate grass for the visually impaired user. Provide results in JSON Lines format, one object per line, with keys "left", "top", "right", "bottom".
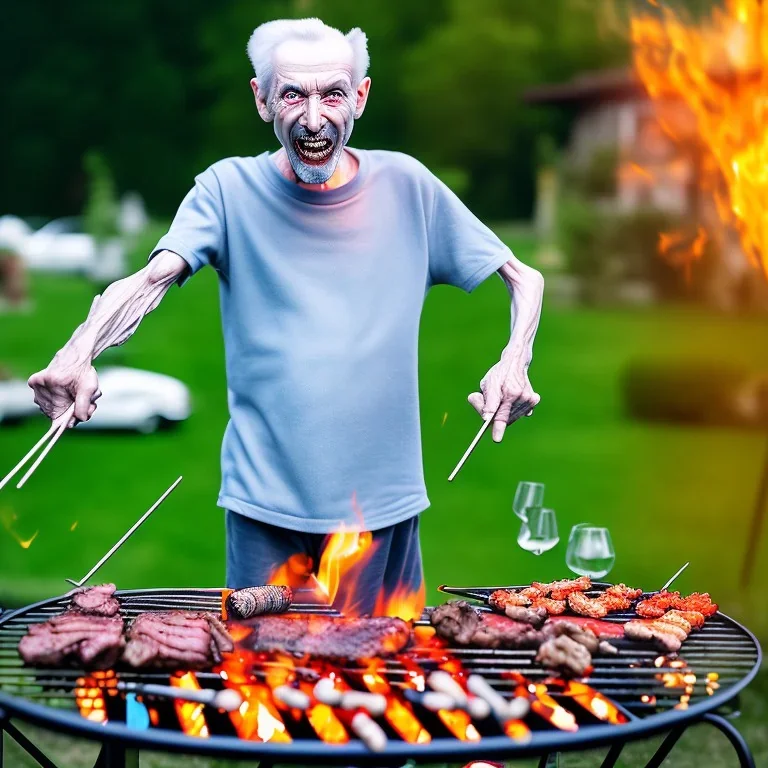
{"left": 0, "top": 230, "right": 767, "bottom": 765}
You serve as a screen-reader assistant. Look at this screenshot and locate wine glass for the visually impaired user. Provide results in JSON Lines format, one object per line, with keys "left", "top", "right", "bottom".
{"left": 565, "top": 524, "right": 616, "bottom": 579}
{"left": 513, "top": 481, "right": 545, "bottom": 522}
{"left": 517, "top": 507, "right": 559, "bottom": 556}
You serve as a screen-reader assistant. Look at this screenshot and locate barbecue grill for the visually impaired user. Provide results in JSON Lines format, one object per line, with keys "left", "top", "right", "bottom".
{"left": 0, "top": 584, "right": 761, "bottom": 767}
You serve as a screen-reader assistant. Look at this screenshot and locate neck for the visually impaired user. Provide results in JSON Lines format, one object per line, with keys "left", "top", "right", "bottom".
{"left": 272, "top": 148, "right": 359, "bottom": 191}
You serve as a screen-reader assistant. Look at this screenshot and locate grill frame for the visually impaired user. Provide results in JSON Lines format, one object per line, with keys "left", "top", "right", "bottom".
{"left": 0, "top": 586, "right": 761, "bottom": 766}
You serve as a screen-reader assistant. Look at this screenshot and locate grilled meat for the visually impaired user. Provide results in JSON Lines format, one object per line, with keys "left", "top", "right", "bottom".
{"left": 19, "top": 612, "right": 124, "bottom": 668}
{"left": 70, "top": 584, "right": 121, "bottom": 617}
{"left": 241, "top": 615, "right": 411, "bottom": 659}
{"left": 431, "top": 600, "right": 543, "bottom": 649}
{"left": 225, "top": 585, "right": 293, "bottom": 620}
{"left": 567, "top": 584, "right": 642, "bottom": 618}
{"left": 666, "top": 609, "right": 706, "bottom": 629}
{"left": 487, "top": 591, "right": 547, "bottom": 626}
{"left": 567, "top": 592, "right": 610, "bottom": 619}
{"left": 536, "top": 635, "right": 593, "bottom": 678}
{"left": 531, "top": 597, "right": 567, "bottom": 615}
{"left": 636, "top": 590, "right": 717, "bottom": 619}
{"left": 543, "top": 619, "right": 599, "bottom": 653}
{"left": 123, "top": 612, "right": 234, "bottom": 669}
{"left": 624, "top": 613, "right": 695, "bottom": 653}
{"left": 546, "top": 616, "right": 624, "bottom": 639}
{"left": 532, "top": 576, "right": 592, "bottom": 601}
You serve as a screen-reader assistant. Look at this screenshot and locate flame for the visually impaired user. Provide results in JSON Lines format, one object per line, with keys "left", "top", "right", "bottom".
{"left": 316, "top": 526, "right": 374, "bottom": 614}
{"left": 267, "top": 554, "right": 314, "bottom": 589}
{"left": 361, "top": 659, "right": 431, "bottom": 744}
{"left": 297, "top": 677, "right": 350, "bottom": 744}
{"left": 170, "top": 673, "right": 209, "bottom": 738}
{"left": 75, "top": 670, "right": 115, "bottom": 723}
{"left": 217, "top": 651, "right": 292, "bottom": 742}
{"left": 506, "top": 673, "right": 577, "bottom": 733}
{"left": 373, "top": 581, "right": 426, "bottom": 622}
{"left": 553, "top": 680, "right": 629, "bottom": 725}
{"left": 631, "top": 0, "right": 768, "bottom": 277}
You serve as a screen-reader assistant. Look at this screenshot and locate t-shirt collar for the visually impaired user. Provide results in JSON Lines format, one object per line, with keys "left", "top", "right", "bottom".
{"left": 259, "top": 148, "right": 368, "bottom": 205}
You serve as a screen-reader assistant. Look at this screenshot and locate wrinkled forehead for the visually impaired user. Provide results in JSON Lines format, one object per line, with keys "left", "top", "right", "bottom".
{"left": 272, "top": 38, "right": 355, "bottom": 90}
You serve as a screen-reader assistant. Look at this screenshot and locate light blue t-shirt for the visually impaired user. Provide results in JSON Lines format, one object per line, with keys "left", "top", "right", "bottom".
{"left": 153, "top": 149, "right": 511, "bottom": 532}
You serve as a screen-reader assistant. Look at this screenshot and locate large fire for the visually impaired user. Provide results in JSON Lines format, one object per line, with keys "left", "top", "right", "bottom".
{"left": 631, "top": 0, "right": 768, "bottom": 276}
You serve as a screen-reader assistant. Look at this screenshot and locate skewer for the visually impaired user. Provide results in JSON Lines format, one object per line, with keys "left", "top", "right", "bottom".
{"left": 0, "top": 405, "right": 75, "bottom": 491}
{"left": 117, "top": 681, "right": 242, "bottom": 711}
{"left": 65, "top": 476, "right": 183, "bottom": 587}
{"left": 448, "top": 408, "right": 499, "bottom": 482}
{"left": 660, "top": 562, "right": 689, "bottom": 592}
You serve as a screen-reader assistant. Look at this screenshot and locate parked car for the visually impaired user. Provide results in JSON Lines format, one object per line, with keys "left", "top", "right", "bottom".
{"left": 0, "top": 367, "right": 191, "bottom": 433}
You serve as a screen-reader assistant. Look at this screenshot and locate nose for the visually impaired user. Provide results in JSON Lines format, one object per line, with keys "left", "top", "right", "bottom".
{"left": 302, "top": 95, "right": 323, "bottom": 134}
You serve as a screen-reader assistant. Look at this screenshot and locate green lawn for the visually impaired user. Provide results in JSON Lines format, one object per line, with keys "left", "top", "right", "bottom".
{"left": 1, "top": 233, "right": 767, "bottom": 765}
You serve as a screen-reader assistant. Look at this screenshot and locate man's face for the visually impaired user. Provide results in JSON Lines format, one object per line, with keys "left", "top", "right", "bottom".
{"left": 253, "top": 39, "right": 367, "bottom": 184}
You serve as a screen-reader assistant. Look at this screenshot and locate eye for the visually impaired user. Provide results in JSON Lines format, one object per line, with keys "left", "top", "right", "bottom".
{"left": 324, "top": 90, "right": 345, "bottom": 101}
{"left": 283, "top": 91, "right": 300, "bottom": 102}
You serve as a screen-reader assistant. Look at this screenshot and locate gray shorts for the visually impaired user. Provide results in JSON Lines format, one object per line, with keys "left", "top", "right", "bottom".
{"left": 225, "top": 511, "right": 424, "bottom": 616}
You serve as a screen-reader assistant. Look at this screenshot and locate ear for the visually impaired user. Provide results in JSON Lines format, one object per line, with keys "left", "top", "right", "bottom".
{"left": 251, "top": 78, "right": 273, "bottom": 123}
{"left": 354, "top": 77, "right": 371, "bottom": 119}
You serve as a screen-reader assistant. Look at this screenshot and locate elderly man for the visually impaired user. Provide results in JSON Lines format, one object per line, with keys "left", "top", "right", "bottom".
{"left": 28, "top": 18, "right": 543, "bottom": 614}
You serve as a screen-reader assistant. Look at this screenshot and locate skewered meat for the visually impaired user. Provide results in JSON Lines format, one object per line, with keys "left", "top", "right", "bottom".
{"left": 225, "top": 585, "right": 293, "bottom": 619}
{"left": 536, "top": 635, "right": 593, "bottom": 678}
{"left": 431, "top": 601, "right": 543, "bottom": 649}
{"left": 19, "top": 613, "right": 124, "bottom": 668}
{"left": 568, "top": 584, "right": 642, "bottom": 618}
{"left": 602, "top": 584, "right": 643, "bottom": 608}
{"left": 546, "top": 616, "right": 624, "bottom": 639}
{"left": 532, "top": 576, "right": 592, "bottom": 600}
{"left": 123, "top": 612, "right": 234, "bottom": 669}
{"left": 70, "top": 584, "right": 121, "bottom": 617}
{"left": 241, "top": 615, "right": 411, "bottom": 659}
{"left": 636, "top": 590, "right": 717, "bottom": 619}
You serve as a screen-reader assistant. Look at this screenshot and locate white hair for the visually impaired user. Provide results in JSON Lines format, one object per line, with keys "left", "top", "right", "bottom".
{"left": 247, "top": 18, "right": 369, "bottom": 100}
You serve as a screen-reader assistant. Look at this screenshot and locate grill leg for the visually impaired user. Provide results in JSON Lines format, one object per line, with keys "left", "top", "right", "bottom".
{"left": 537, "top": 753, "right": 560, "bottom": 768}
{"left": 0, "top": 714, "right": 60, "bottom": 768}
{"left": 93, "top": 743, "right": 139, "bottom": 768}
{"left": 600, "top": 741, "right": 625, "bottom": 768}
{"left": 702, "top": 713, "right": 756, "bottom": 768}
{"left": 643, "top": 725, "right": 686, "bottom": 768}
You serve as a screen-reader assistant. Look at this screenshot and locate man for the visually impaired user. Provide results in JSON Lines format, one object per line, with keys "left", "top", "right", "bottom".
{"left": 28, "top": 18, "right": 544, "bottom": 615}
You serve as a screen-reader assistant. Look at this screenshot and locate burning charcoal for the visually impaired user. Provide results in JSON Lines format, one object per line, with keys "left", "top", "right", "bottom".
{"left": 225, "top": 585, "right": 293, "bottom": 620}
{"left": 19, "top": 612, "right": 124, "bottom": 668}
{"left": 536, "top": 635, "right": 593, "bottom": 678}
{"left": 70, "top": 584, "right": 121, "bottom": 617}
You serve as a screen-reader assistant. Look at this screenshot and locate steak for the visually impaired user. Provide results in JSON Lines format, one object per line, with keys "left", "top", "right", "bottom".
{"left": 70, "top": 584, "right": 120, "bottom": 617}
{"left": 19, "top": 612, "right": 124, "bottom": 668}
{"left": 430, "top": 601, "right": 543, "bottom": 649}
{"left": 241, "top": 615, "right": 412, "bottom": 659}
{"left": 123, "top": 611, "right": 234, "bottom": 669}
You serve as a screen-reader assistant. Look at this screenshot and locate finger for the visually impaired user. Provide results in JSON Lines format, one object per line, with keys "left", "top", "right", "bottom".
{"left": 74, "top": 387, "right": 93, "bottom": 423}
{"left": 482, "top": 386, "right": 502, "bottom": 421}
{"left": 492, "top": 419, "right": 507, "bottom": 443}
{"left": 92, "top": 388, "right": 102, "bottom": 402}
{"left": 87, "top": 403, "right": 97, "bottom": 419}
{"left": 467, "top": 392, "right": 485, "bottom": 417}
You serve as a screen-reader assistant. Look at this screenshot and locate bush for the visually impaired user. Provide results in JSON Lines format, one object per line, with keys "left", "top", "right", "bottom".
{"left": 622, "top": 359, "right": 768, "bottom": 427}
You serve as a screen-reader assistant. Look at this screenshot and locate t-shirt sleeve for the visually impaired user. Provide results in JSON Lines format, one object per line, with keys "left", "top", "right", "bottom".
{"left": 150, "top": 168, "right": 226, "bottom": 283}
{"left": 425, "top": 173, "right": 511, "bottom": 293}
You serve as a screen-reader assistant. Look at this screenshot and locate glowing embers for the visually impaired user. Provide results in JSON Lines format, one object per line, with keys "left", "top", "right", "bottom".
{"left": 362, "top": 659, "right": 431, "bottom": 744}
{"left": 218, "top": 651, "right": 291, "bottom": 743}
{"left": 506, "top": 673, "right": 577, "bottom": 733}
{"left": 171, "top": 672, "right": 209, "bottom": 738}
{"left": 631, "top": 0, "right": 768, "bottom": 277}
{"left": 75, "top": 669, "right": 116, "bottom": 723}
{"left": 373, "top": 581, "right": 426, "bottom": 622}
{"left": 653, "top": 656, "right": 697, "bottom": 710}
{"left": 547, "top": 680, "right": 629, "bottom": 725}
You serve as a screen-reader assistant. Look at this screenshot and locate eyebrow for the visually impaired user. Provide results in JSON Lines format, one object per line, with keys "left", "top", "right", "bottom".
{"left": 321, "top": 80, "right": 351, "bottom": 94}
{"left": 279, "top": 83, "right": 307, "bottom": 97}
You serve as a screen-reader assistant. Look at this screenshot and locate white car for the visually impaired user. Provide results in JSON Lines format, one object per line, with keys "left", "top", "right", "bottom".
{"left": 0, "top": 367, "right": 191, "bottom": 433}
{"left": 20, "top": 217, "right": 97, "bottom": 274}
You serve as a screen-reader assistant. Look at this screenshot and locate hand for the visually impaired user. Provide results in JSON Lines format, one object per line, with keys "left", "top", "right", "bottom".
{"left": 28, "top": 359, "right": 101, "bottom": 427}
{"left": 468, "top": 359, "right": 540, "bottom": 442}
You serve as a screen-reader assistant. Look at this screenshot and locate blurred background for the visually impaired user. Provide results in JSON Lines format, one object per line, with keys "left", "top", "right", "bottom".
{"left": 1, "top": 0, "right": 767, "bottom": 764}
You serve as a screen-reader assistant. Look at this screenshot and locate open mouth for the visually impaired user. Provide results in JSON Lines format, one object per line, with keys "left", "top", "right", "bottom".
{"left": 294, "top": 136, "right": 334, "bottom": 164}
